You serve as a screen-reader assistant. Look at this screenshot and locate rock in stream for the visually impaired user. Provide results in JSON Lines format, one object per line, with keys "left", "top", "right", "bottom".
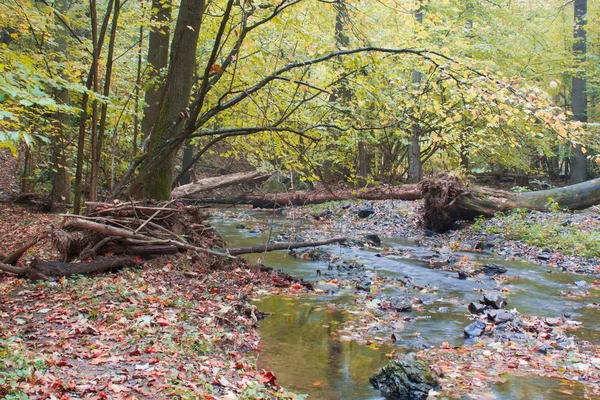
{"left": 370, "top": 354, "right": 439, "bottom": 400}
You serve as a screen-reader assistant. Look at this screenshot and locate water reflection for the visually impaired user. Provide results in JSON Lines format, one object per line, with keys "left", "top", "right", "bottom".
{"left": 491, "top": 375, "right": 586, "bottom": 399}
{"left": 255, "top": 295, "right": 389, "bottom": 400}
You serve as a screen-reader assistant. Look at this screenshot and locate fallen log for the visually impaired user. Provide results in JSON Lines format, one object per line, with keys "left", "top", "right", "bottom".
{"left": 227, "top": 236, "right": 346, "bottom": 256}
{"left": 171, "top": 171, "right": 269, "bottom": 199}
{"left": 421, "top": 173, "right": 600, "bottom": 232}
{"left": 0, "top": 256, "right": 137, "bottom": 280}
{"left": 189, "top": 185, "right": 422, "bottom": 207}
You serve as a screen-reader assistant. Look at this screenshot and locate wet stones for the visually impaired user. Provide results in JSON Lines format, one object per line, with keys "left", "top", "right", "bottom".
{"left": 475, "top": 241, "right": 494, "bottom": 251}
{"left": 468, "top": 302, "right": 486, "bottom": 315}
{"left": 380, "top": 297, "right": 413, "bottom": 312}
{"left": 481, "top": 292, "right": 507, "bottom": 309}
{"left": 314, "top": 210, "right": 333, "bottom": 220}
{"left": 537, "top": 252, "right": 552, "bottom": 261}
{"left": 481, "top": 263, "right": 507, "bottom": 276}
{"left": 486, "top": 309, "right": 515, "bottom": 324}
{"left": 358, "top": 204, "right": 375, "bottom": 218}
{"left": 370, "top": 354, "right": 439, "bottom": 400}
{"left": 364, "top": 234, "right": 382, "bottom": 246}
{"left": 464, "top": 320, "right": 487, "bottom": 338}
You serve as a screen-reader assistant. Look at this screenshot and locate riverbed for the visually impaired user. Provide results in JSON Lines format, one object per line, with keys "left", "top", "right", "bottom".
{"left": 210, "top": 207, "right": 600, "bottom": 399}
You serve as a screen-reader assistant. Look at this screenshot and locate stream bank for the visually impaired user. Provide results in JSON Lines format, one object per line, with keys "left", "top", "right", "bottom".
{"left": 210, "top": 200, "right": 600, "bottom": 399}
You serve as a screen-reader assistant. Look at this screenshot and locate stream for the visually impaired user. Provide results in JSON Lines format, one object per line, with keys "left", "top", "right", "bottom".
{"left": 210, "top": 208, "right": 599, "bottom": 399}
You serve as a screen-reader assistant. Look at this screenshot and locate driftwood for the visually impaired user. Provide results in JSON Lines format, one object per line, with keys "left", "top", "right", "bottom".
{"left": 422, "top": 173, "right": 600, "bottom": 232}
{"left": 189, "top": 185, "right": 422, "bottom": 207}
{"left": 171, "top": 171, "right": 268, "bottom": 199}
{"left": 227, "top": 236, "right": 346, "bottom": 256}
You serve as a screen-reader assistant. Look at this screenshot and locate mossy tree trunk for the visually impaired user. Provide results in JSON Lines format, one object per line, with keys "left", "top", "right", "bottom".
{"left": 129, "top": 0, "right": 205, "bottom": 199}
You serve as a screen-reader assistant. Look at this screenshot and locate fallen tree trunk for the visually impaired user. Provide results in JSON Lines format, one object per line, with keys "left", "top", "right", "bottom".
{"left": 171, "top": 171, "right": 268, "bottom": 199}
{"left": 0, "top": 256, "right": 137, "bottom": 280}
{"left": 189, "top": 185, "right": 422, "bottom": 207}
{"left": 227, "top": 236, "right": 346, "bottom": 256}
{"left": 421, "top": 174, "right": 600, "bottom": 232}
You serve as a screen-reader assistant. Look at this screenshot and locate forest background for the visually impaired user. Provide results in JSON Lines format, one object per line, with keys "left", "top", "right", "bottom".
{"left": 0, "top": 0, "right": 598, "bottom": 206}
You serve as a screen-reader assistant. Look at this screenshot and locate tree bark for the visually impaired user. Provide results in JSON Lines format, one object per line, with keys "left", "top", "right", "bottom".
{"left": 130, "top": 0, "right": 205, "bottom": 199}
{"left": 171, "top": 171, "right": 268, "bottom": 199}
{"left": 407, "top": 2, "right": 423, "bottom": 184}
{"left": 570, "top": 0, "right": 588, "bottom": 184}
{"left": 141, "top": 0, "right": 171, "bottom": 142}
{"left": 227, "top": 237, "right": 346, "bottom": 256}
{"left": 421, "top": 173, "right": 600, "bottom": 232}
{"left": 190, "top": 184, "right": 422, "bottom": 207}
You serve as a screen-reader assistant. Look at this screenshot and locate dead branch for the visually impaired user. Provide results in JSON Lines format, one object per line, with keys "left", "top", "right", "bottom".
{"left": 227, "top": 236, "right": 346, "bottom": 256}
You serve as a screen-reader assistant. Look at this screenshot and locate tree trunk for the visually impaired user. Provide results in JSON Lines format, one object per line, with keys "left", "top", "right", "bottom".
{"left": 141, "top": 0, "right": 171, "bottom": 142}
{"left": 421, "top": 173, "right": 600, "bottom": 232}
{"left": 190, "top": 184, "right": 422, "bottom": 207}
{"left": 130, "top": 0, "right": 205, "bottom": 200}
{"left": 179, "top": 139, "right": 195, "bottom": 185}
{"left": 73, "top": 0, "right": 115, "bottom": 213}
{"left": 407, "top": 2, "right": 423, "bottom": 184}
{"left": 91, "top": 0, "right": 121, "bottom": 201}
{"left": 570, "top": 0, "right": 588, "bottom": 184}
{"left": 50, "top": 0, "right": 72, "bottom": 209}
{"left": 171, "top": 171, "right": 268, "bottom": 199}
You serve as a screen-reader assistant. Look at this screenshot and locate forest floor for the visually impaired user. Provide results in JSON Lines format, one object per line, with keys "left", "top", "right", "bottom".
{"left": 0, "top": 204, "right": 309, "bottom": 399}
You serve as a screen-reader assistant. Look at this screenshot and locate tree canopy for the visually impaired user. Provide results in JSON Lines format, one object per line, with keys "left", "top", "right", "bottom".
{"left": 0, "top": 0, "right": 598, "bottom": 203}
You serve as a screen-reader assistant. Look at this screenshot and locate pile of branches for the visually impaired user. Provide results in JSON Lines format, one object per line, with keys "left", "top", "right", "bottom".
{"left": 55, "top": 200, "right": 224, "bottom": 260}
{"left": 0, "top": 200, "right": 228, "bottom": 280}
{"left": 0, "top": 200, "right": 347, "bottom": 280}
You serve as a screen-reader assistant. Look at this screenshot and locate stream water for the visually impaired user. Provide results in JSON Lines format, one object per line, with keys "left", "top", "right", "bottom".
{"left": 210, "top": 208, "right": 599, "bottom": 399}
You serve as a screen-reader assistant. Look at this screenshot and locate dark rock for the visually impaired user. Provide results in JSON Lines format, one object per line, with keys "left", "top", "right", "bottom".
{"left": 356, "top": 278, "right": 372, "bottom": 292}
{"left": 537, "top": 252, "right": 552, "bottom": 261}
{"left": 464, "top": 320, "right": 486, "bottom": 338}
{"left": 424, "top": 229, "right": 436, "bottom": 237}
{"left": 468, "top": 302, "right": 486, "bottom": 315}
{"left": 486, "top": 310, "right": 515, "bottom": 324}
{"left": 481, "top": 292, "right": 507, "bottom": 309}
{"left": 370, "top": 354, "right": 439, "bottom": 400}
{"left": 481, "top": 263, "right": 507, "bottom": 276}
{"left": 387, "top": 297, "right": 413, "bottom": 312}
{"left": 314, "top": 210, "right": 333, "bottom": 220}
{"left": 475, "top": 241, "right": 494, "bottom": 251}
{"left": 364, "top": 234, "right": 382, "bottom": 246}
{"left": 236, "top": 224, "right": 246, "bottom": 229}
{"left": 536, "top": 344, "right": 554, "bottom": 354}
{"left": 358, "top": 204, "right": 375, "bottom": 218}
{"left": 457, "top": 270, "right": 470, "bottom": 280}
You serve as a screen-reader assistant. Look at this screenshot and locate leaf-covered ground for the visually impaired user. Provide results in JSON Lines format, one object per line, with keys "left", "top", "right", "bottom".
{"left": 0, "top": 204, "right": 308, "bottom": 399}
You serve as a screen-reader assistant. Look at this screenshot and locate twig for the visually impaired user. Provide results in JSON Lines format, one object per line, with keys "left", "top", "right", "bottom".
{"left": 134, "top": 199, "right": 176, "bottom": 234}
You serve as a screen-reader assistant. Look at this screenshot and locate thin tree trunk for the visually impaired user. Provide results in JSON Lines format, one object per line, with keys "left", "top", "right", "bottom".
{"left": 133, "top": 24, "right": 144, "bottom": 156}
{"left": 91, "top": 0, "right": 121, "bottom": 200}
{"left": 141, "top": 0, "right": 171, "bottom": 144}
{"left": 73, "top": 0, "right": 115, "bottom": 213}
{"left": 570, "top": 0, "right": 588, "bottom": 184}
{"left": 407, "top": 2, "right": 423, "bottom": 184}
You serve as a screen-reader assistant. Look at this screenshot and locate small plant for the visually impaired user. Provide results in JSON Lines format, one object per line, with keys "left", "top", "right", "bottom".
{"left": 510, "top": 185, "right": 530, "bottom": 193}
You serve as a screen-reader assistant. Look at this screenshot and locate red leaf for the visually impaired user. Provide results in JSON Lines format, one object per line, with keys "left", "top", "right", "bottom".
{"left": 258, "top": 370, "right": 277, "bottom": 385}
